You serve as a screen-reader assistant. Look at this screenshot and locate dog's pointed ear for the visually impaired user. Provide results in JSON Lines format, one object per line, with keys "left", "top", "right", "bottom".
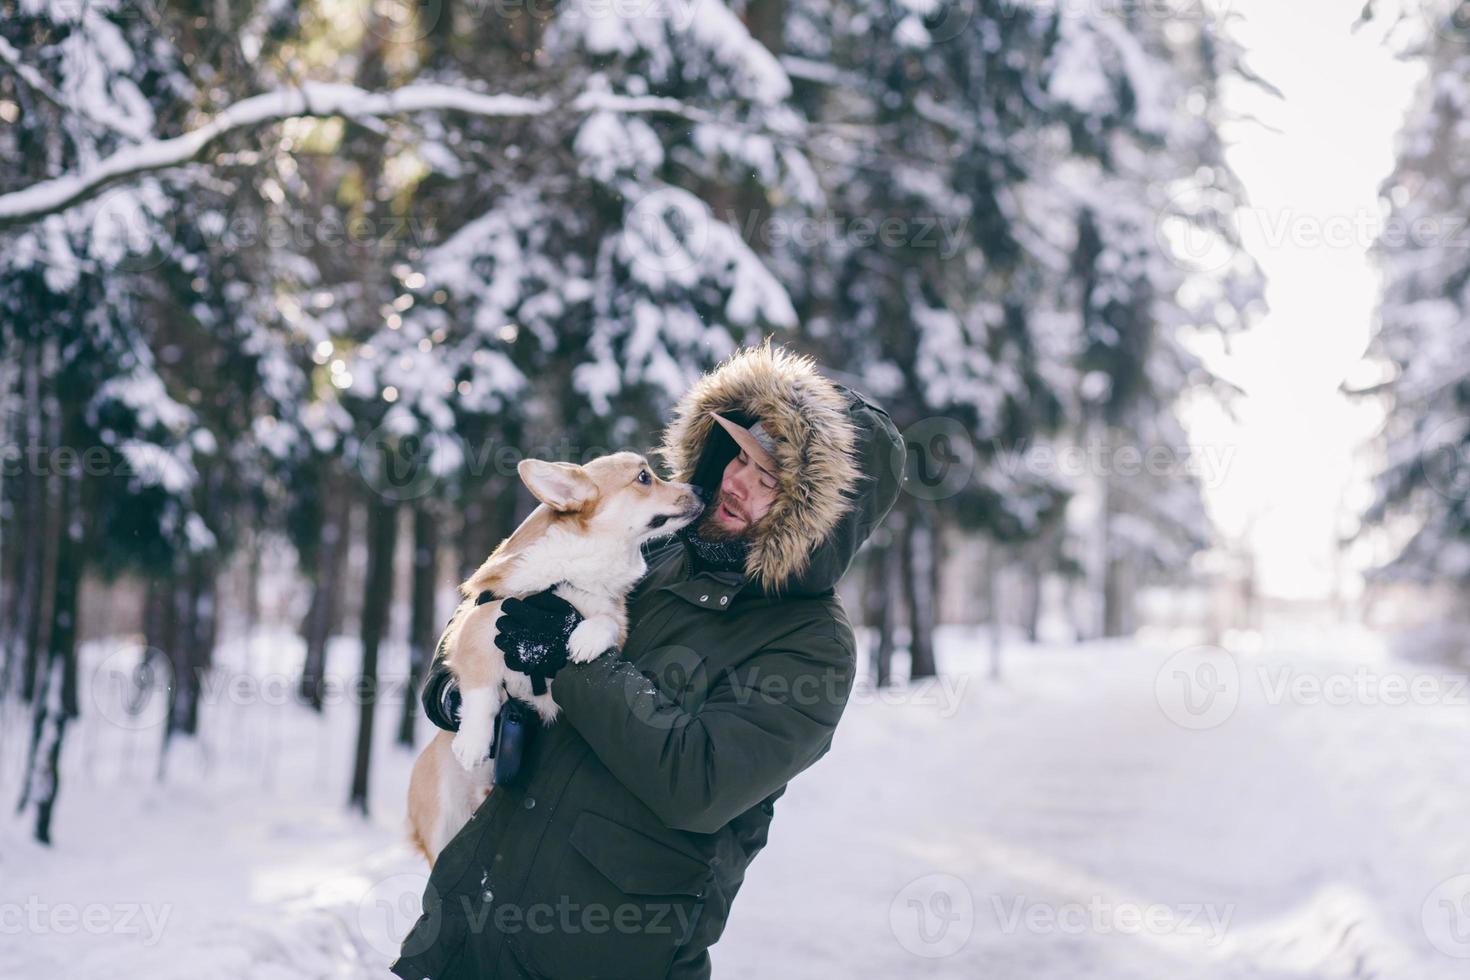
{"left": 518, "top": 459, "right": 598, "bottom": 513}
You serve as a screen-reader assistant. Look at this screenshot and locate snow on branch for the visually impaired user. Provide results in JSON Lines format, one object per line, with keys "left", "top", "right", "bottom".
{"left": 0, "top": 82, "right": 714, "bottom": 230}
{"left": 0, "top": 34, "right": 135, "bottom": 139}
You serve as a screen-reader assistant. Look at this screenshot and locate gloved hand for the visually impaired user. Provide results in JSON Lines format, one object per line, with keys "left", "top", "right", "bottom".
{"left": 494, "top": 590, "right": 583, "bottom": 695}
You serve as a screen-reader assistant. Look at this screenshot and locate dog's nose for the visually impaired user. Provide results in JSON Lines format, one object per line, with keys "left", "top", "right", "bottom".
{"left": 691, "top": 485, "right": 706, "bottom": 502}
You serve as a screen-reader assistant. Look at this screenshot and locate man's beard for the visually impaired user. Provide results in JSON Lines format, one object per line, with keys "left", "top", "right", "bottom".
{"left": 696, "top": 508, "right": 746, "bottom": 542}
{"left": 678, "top": 489, "right": 754, "bottom": 574}
{"left": 697, "top": 490, "right": 752, "bottom": 541}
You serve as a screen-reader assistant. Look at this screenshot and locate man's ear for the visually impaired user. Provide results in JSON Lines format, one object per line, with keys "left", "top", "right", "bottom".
{"left": 518, "top": 459, "right": 598, "bottom": 513}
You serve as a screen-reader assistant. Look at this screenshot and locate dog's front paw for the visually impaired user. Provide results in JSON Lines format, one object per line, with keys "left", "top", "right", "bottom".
{"left": 530, "top": 695, "right": 561, "bottom": 726}
{"left": 452, "top": 719, "right": 494, "bottom": 771}
{"left": 567, "top": 616, "right": 618, "bottom": 664}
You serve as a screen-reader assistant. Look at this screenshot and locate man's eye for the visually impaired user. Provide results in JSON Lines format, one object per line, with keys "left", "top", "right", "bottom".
{"left": 637, "top": 470, "right": 651, "bottom": 485}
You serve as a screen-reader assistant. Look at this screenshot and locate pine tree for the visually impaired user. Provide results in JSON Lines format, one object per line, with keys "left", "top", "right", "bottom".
{"left": 1058, "top": 6, "right": 1264, "bottom": 637}
{"left": 773, "top": 0, "right": 1263, "bottom": 659}
{"left": 1352, "top": 1, "right": 1470, "bottom": 584}
{"left": 0, "top": 0, "right": 318, "bottom": 837}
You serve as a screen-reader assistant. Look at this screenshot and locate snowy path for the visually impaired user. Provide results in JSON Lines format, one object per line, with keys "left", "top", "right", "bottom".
{"left": 5, "top": 622, "right": 1469, "bottom": 978}
{"left": 718, "top": 623, "right": 1470, "bottom": 979}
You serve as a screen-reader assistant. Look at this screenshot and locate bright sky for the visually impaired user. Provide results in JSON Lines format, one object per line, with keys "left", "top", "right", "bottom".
{"left": 1180, "top": 0, "right": 1426, "bottom": 602}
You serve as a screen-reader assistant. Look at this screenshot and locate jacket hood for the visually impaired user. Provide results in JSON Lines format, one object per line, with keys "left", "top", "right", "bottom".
{"left": 656, "top": 341, "right": 905, "bottom": 597}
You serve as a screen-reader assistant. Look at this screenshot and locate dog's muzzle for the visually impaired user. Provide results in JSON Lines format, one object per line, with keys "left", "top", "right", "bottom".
{"left": 647, "top": 498, "right": 703, "bottom": 530}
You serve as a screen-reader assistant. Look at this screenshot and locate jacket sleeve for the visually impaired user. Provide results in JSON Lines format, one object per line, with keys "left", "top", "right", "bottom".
{"left": 551, "top": 625, "right": 855, "bottom": 835}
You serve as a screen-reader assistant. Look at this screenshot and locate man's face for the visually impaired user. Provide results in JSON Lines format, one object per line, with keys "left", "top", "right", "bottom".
{"left": 701, "top": 449, "right": 779, "bottom": 540}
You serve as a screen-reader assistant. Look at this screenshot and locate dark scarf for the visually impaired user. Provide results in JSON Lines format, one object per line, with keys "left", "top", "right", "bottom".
{"left": 676, "top": 520, "right": 750, "bottom": 576}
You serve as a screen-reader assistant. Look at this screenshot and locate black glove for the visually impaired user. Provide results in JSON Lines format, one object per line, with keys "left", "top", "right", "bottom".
{"left": 494, "top": 590, "right": 583, "bottom": 695}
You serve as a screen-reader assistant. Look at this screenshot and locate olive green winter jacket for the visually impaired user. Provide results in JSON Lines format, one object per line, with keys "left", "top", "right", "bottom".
{"left": 391, "top": 344, "right": 903, "bottom": 980}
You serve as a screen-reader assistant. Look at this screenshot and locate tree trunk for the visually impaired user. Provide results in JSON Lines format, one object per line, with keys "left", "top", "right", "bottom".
{"left": 1100, "top": 464, "right": 1120, "bottom": 637}
{"left": 1100, "top": 463, "right": 1134, "bottom": 640}
{"left": 425, "top": 0, "right": 455, "bottom": 68}
{"left": 161, "top": 574, "right": 193, "bottom": 748}
{"left": 243, "top": 525, "right": 262, "bottom": 643}
{"left": 1021, "top": 529, "right": 1050, "bottom": 644}
{"left": 171, "top": 577, "right": 199, "bottom": 738}
{"left": 900, "top": 504, "right": 938, "bottom": 680}
{"left": 1097, "top": 425, "right": 1136, "bottom": 639}
{"left": 17, "top": 397, "right": 84, "bottom": 844}
{"left": 742, "top": 0, "right": 785, "bottom": 55}
{"left": 985, "top": 540, "right": 1004, "bottom": 681}
{"left": 862, "top": 533, "right": 896, "bottom": 687}
{"left": 18, "top": 340, "right": 60, "bottom": 703}
{"left": 929, "top": 510, "right": 945, "bottom": 637}
{"left": 398, "top": 502, "right": 439, "bottom": 747}
{"left": 152, "top": 571, "right": 180, "bottom": 772}
{"left": 30, "top": 706, "right": 70, "bottom": 845}
{"left": 0, "top": 331, "right": 13, "bottom": 696}
{"left": 349, "top": 490, "right": 398, "bottom": 814}
{"left": 184, "top": 553, "right": 218, "bottom": 729}
{"left": 300, "top": 468, "right": 351, "bottom": 711}
{"left": 142, "top": 577, "right": 169, "bottom": 665}
{"left": 1064, "top": 575, "right": 1085, "bottom": 643}
{"left": 1102, "top": 552, "right": 1131, "bottom": 638}
{"left": 460, "top": 469, "right": 517, "bottom": 578}
{"left": 1022, "top": 549, "right": 1043, "bottom": 643}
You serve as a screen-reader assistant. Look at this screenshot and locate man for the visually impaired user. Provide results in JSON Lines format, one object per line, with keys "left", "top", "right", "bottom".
{"left": 391, "top": 341, "right": 903, "bottom": 980}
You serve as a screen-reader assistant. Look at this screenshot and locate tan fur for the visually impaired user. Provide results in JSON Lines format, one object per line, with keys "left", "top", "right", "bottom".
{"left": 408, "top": 452, "right": 702, "bottom": 864}
{"left": 656, "top": 340, "right": 862, "bottom": 594}
{"left": 407, "top": 730, "right": 488, "bottom": 864}
{"left": 407, "top": 742, "right": 434, "bottom": 863}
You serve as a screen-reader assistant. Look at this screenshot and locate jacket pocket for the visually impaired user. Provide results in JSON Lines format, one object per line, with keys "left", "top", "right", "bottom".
{"left": 506, "top": 811, "right": 712, "bottom": 980}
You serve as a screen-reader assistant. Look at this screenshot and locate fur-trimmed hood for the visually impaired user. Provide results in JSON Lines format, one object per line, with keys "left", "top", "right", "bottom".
{"left": 656, "top": 342, "right": 905, "bottom": 596}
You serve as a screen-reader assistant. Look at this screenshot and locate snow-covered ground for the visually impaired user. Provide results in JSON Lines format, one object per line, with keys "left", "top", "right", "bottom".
{"left": 5, "top": 618, "right": 1470, "bottom": 979}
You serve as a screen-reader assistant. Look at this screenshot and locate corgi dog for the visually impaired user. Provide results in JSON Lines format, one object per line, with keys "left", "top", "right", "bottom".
{"left": 407, "top": 452, "right": 704, "bottom": 864}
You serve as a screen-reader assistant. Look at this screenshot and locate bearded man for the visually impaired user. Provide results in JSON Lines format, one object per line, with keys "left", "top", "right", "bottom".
{"left": 392, "top": 342, "right": 904, "bottom": 980}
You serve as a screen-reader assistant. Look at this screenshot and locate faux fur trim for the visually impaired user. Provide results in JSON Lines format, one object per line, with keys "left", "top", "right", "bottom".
{"left": 656, "top": 340, "right": 860, "bottom": 594}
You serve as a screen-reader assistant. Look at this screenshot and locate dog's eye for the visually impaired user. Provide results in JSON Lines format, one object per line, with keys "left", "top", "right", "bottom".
{"left": 637, "top": 469, "right": 651, "bottom": 485}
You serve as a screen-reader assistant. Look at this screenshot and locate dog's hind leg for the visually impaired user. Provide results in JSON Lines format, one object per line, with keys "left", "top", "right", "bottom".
{"left": 410, "top": 731, "right": 490, "bottom": 863}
